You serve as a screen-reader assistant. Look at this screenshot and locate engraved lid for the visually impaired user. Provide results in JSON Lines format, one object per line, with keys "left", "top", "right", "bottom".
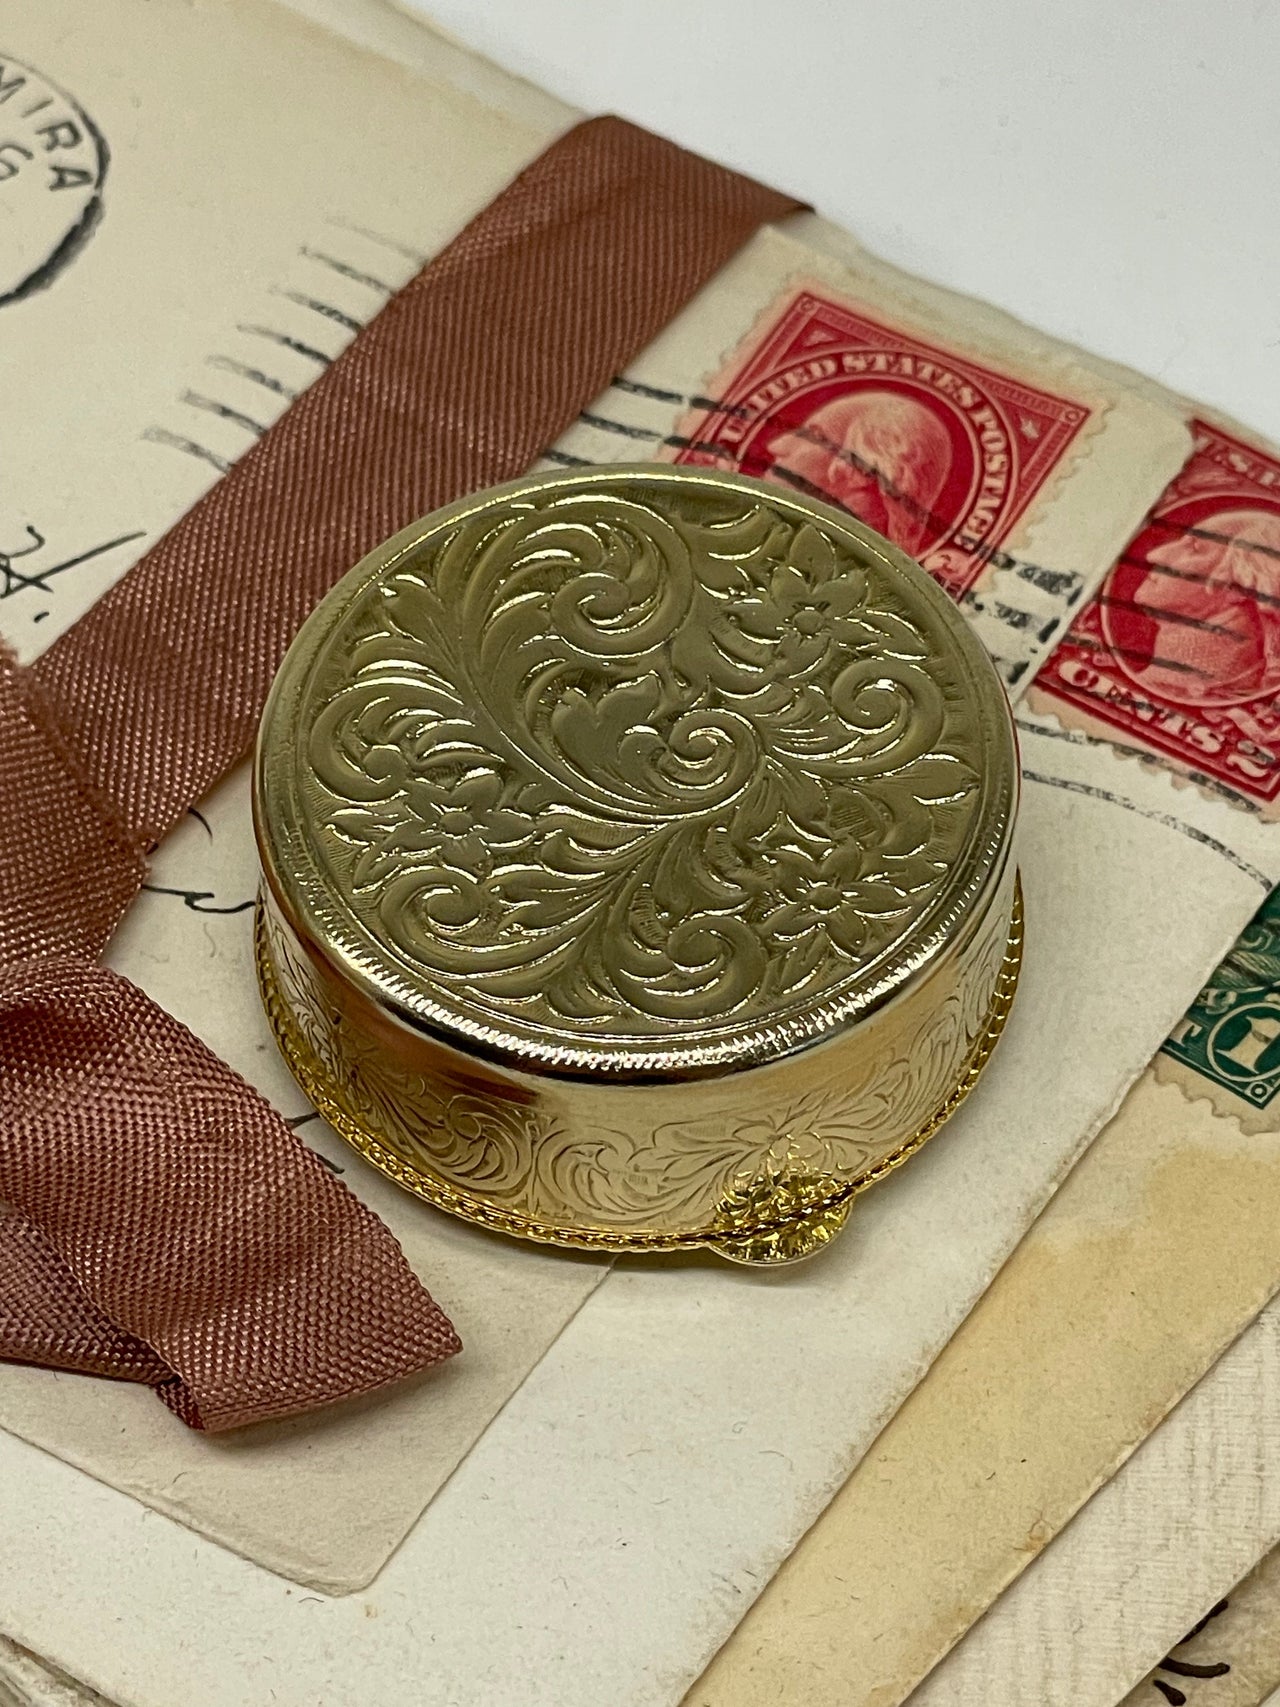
{"left": 255, "top": 465, "right": 1017, "bottom": 1078}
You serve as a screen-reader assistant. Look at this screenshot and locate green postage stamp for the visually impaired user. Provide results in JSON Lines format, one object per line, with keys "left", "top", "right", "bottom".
{"left": 1160, "top": 886, "right": 1280, "bottom": 1132}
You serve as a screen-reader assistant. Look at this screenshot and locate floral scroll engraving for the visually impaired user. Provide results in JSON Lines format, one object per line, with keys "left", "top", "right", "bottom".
{"left": 260, "top": 877, "right": 1017, "bottom": 1241}
{"left": 305, "top": 487, "right": 984, "bottom": 1046}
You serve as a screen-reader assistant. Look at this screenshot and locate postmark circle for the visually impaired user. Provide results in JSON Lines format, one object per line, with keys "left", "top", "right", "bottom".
{"left": 0, "top": 52, "right": 108, "bottom": 304}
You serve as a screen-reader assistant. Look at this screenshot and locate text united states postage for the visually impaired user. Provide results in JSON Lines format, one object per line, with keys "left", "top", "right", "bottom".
{"left": 1035, "top": 418, "right": 1280, "bottom": 815}
{"left": 671, "top": 286, "right": 1090, "bottom": 606}
{"left": 546, "top": 224, "right": 1191, "bottom": 692}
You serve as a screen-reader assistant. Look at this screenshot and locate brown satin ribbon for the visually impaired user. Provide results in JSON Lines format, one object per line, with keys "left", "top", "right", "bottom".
{"left": 0, "top": 116, "right": 801, "bottom": 1429}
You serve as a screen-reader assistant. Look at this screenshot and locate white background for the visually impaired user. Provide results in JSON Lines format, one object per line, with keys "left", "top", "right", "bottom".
{"left": 410, "top": 0, "right": 1280, "bottom": 442}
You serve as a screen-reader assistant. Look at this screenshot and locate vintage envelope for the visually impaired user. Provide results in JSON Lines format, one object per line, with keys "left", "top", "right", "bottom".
{"left": 918, "top": 1297, "right": 1280, "bottom": 1707}
{"left": 25, "top": 1545, "right": 1267, "bottom": 1707}
{"left": 689, "top": 421, "right": 1280, "bottom": 1707}
{"left": 687, "top": 1054, "right": 1280, "bottom": 1706}
{"left": 0, "top": 0, "right": 570, "bottom": 662}
{"left": 548, "top": 222, "right": 1186, "bottom": 694}
{"left": 10, "top": 1361, "right": 1275, "bottom": 1707}
{"left": 0, "top": 0, "right": 615, "bottom": 1597}
{"left": 3, "top": 1, "right": 1280, "bottom": 1704}
{"left": 1122, "top": 1543, "right": 1280, "bottom": 1707}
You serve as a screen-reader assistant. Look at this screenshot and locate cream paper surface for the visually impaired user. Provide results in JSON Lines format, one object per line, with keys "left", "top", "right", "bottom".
{"left": 9, "top": 1452, "right": 1274, "bottom": 1707}
{"left": 1120, "top": 1543, "right": 1280, "bottom": 1707}
{"left": 688, "top": 909, "right": 1280, "bottom": 1706}
{"left": 0, "top": 0, "right": 610, "bottom": 1598}
{"left": 916, "top": 1298, "right": 1280, "bottom": 1707}
{"left": 0, "top": 751, "right": 1272, "bottom": 1699}
{"left": 3, "top": 2, "right": 1280, "bottom": 1703}
{"left": 43, "top": 1560, "right": 1280, "bottom": 1707}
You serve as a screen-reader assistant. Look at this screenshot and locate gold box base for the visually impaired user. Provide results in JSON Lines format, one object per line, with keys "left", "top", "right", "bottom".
{"left": 255, "top": 880, "right": 1022, "bottom": 1267}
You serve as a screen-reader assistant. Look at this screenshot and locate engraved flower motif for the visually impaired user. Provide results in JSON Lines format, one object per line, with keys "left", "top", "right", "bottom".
{"left": 411, "top": 767, "right": 539, "bottom": 872}
{"left": 720, "top": 522, "right": 870, "bottom": 675}
{"left": 728, "top": 1105, "right": 857, "bottom": 1180}
{"left": 333, "top": 763, "right": 538, "bottom": 888}
{"left": 310, "top": 492, "right": 986, "bottom": 1036}
{"left": 768, "top": 849, "right": 893, "bottom": 961}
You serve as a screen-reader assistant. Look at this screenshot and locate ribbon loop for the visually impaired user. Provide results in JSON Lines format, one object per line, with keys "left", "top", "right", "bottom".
{"left": 0, "top": 116, "right": 800, "bottom": 1427}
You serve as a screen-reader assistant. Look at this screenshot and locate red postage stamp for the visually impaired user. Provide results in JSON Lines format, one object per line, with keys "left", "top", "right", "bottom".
{"left": 666, "top": 283, "right": 1090, "bottom": 603}
{"left": 1035, "top": 419, "right": 1280, "bottom": 809}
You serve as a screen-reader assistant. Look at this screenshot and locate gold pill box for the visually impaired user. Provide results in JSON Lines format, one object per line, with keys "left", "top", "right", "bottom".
{"left": 254, "top": 465, "right": 1021, "bottom": 1265}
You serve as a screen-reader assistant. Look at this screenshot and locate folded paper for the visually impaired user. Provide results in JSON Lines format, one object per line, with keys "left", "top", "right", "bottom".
{"left": 2, "top": 3, "right": 1278, "bottom": 1705}
{"left": 0, "top": 32, "right": 797, "bottom": 1421}
{"left": 691, "top": 410, "right": 1280, "bottom": 1707}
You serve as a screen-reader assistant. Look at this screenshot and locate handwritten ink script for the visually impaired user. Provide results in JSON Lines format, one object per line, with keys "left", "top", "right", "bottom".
{"left": 0, "top": 522, "right": 143, "bottom": 625}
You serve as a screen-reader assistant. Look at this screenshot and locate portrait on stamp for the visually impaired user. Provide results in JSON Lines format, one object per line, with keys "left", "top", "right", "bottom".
{"left": 670, "top": 284, "right": 1089, "bottom": 601}
{"left": 1106, "top": 505, "right": 1280, "bottom": 708}
{"left": 1039, "top": 420, "right": 1280, "bottom": 808}
{"left": 770, "top": 391, "right": 952, "bottom": 558}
